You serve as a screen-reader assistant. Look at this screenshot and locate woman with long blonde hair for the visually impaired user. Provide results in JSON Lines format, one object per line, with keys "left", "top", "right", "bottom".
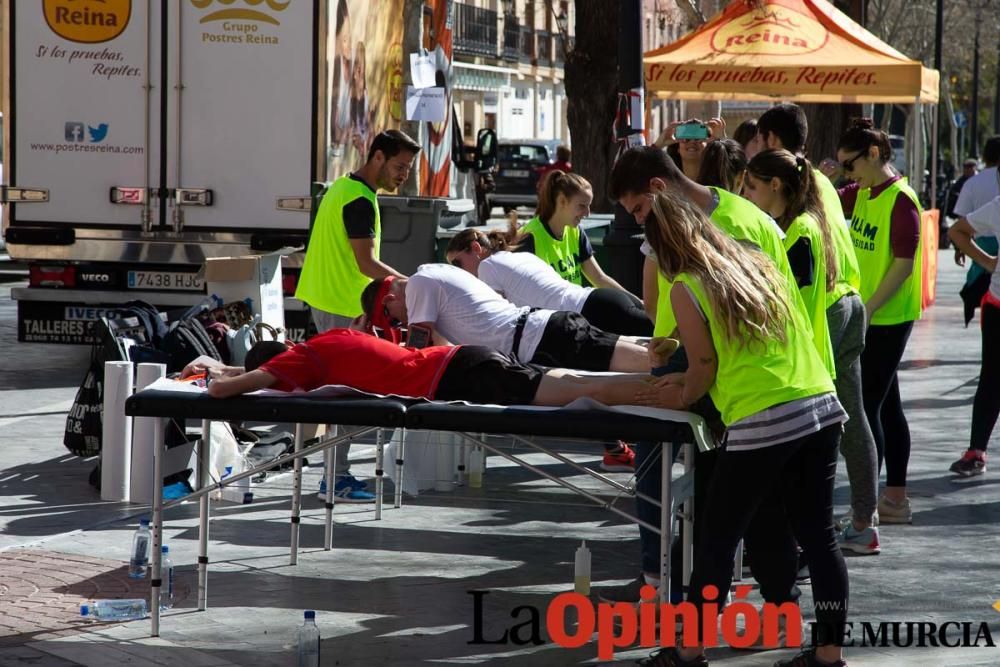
{"left": 638, "top": 191, "right": 850, "bottom": 667}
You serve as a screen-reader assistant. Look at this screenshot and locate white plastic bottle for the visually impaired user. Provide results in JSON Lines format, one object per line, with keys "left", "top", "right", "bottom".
{"left": 297, "top": 610, "right": 320, "bottom": 667}
{"left": 574, "top": 540, "right": 591, "bottom": 596}
{"left": 160, "top": 545, "right": 174, "bottom": 610}
{"left": 80, "top": 599, "right": 148, "bottom": 621}
{"left": 128, "top": 518, "right": 151, "bottom": 579}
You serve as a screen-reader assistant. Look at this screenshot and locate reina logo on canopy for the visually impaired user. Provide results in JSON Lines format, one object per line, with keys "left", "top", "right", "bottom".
{"left": 44, "top": 0, "right": 131, "bottom": 44}
{"left": 710, "top": 3, "right": 829, "bottom": 56}
{"left": 190, "top": 0, "right": 290, "bottom": 26}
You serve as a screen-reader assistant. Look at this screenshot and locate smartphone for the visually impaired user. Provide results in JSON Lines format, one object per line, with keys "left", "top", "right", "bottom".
{"left": 406, "top": 324, "right": 433, "bottom": 349}
{"left": 674, "top": 122, "right": 710, "bottom": 141}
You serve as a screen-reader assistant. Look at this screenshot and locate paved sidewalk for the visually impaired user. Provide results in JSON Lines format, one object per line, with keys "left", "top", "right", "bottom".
{"left": 1, "top": 253, "right": 999, "bottom": 666}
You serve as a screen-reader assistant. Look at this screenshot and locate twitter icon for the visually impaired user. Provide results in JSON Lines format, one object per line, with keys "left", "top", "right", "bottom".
{"left": 88, "top": 124, "right": 109, "bottom": 143}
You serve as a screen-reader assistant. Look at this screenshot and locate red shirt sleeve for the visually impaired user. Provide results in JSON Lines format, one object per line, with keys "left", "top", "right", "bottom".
{"left": 837, "top": 182, "right": 860, "bottom": 218}
{"left": 259, "top": 344, "right": 324, "bottom": 392}
{"left": 889, "top": 193, "right": 921, "bottom": 259}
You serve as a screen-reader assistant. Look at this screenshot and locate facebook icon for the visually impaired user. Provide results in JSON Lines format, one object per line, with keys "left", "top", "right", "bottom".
{"left": 65, "top": 122, "right": 85, "bottom": 142}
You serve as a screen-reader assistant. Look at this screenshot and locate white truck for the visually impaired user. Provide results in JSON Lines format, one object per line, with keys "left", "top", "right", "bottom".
{"left": 1, "top": 0, "right": 476, "bottom": 344}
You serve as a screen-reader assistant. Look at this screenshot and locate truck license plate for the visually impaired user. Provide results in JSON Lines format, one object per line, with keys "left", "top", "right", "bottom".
{"left": 127, "top": 271, "right": 204, "bottom": 291}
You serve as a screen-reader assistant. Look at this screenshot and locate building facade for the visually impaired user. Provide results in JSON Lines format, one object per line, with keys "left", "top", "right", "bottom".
{"left": 451, "top": 0, "right": 574, "bottom": 143}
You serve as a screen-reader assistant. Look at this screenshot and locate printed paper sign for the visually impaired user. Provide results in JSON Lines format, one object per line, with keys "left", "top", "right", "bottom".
{"left": 409, "top": 52, "right": 437, "bottom": 89}
{"left": 405, "top": 86, "right": 446, "bottom": 122}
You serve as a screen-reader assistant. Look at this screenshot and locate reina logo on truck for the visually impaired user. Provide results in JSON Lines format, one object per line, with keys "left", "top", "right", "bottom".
{"left": 44, "top": 0, "right": 132, "bottom": 44}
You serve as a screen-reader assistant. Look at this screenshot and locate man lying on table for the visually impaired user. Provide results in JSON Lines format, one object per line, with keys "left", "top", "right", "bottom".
{"left": 186, "top": 325, "right": 682, "bottom": 409}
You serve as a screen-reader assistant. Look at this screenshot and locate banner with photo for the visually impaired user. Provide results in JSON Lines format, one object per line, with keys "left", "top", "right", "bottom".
{"left": 326, "top": 0, "right": 405, "bottom": 176}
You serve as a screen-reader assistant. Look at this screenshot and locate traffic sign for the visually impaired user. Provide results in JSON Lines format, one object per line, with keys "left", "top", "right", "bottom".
{"left": 954, "top": 111, "right": 968, "bottom": 129}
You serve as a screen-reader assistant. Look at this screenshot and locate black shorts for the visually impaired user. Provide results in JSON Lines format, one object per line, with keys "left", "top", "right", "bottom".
{"left": 529, "top": 311, "right": 620, "bottom": 371}
{"left": 434, "top": 346, "right": 544, "bottom": 405}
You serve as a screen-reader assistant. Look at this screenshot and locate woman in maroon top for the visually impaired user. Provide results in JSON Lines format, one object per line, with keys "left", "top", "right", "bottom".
{"left": 826, "top": 120, "right": 921, "bottom": 526}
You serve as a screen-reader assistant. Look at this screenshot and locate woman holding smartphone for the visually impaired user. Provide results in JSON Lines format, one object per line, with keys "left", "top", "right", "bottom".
{"left": 653, "top": 118, "right": 726, "bottom": 181}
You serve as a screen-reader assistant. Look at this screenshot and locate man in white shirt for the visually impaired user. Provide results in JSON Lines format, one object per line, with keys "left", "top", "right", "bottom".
{"left": 953, "top": 138, "right": 1000, "bottom": 218}
{"left": 361, "top": 264, "right": 653, "bottom": 372}
{"left": 953, "top": 137, "right": 1000, "bottom": 322}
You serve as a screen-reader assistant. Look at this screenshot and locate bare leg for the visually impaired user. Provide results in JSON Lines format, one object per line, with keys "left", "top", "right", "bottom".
{"left": 531, "top": 372, "right": 686, "bottom": 410}
{"left": 608, "top": 340, "right": 653, "bottom": 372}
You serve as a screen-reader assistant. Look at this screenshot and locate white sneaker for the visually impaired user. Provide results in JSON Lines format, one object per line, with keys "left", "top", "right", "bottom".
{"left": 877, "top": 495, "right": 912, "bottom": 524}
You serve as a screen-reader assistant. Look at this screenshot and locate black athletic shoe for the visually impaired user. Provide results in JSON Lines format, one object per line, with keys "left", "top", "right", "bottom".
{"left": 949, "top": 449, "right": 987, "bottom": 477}
{"left": 637, "top": 647, "right": 708, "bottom": 666}
{"left": 773, "top": 649, "right": 847, "bottom": 667}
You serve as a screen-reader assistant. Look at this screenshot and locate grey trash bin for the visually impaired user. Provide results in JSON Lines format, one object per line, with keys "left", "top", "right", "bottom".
{"left": 379, "top": 197, "right": 472, "bottom": 274}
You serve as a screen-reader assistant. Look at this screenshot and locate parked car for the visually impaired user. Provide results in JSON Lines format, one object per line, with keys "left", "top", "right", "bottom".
{"left": 486, "top": 140, "right": 561, "bottom": 216}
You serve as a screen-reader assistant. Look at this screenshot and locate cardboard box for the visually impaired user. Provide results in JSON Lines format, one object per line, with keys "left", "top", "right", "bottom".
{"left": 204, "top": 254, "right": 285, "bottom": 336}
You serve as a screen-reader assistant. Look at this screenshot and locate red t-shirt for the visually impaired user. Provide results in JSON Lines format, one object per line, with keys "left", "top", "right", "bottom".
{"left": 259, "top": 329, "right": 460, "bottom": 398}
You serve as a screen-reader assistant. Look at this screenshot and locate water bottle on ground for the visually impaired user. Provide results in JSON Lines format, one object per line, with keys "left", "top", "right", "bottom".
{"left": 128, "top": 518, "right": 151, "bottom": 579}
{"left": 297, "top": 610, "right": 321, "bottom": 667}
{"left": 160, "top": 545, "right": 174, "bottom": 610}
{"left": 80, "top": 598, "right": 148, "bottom": 622}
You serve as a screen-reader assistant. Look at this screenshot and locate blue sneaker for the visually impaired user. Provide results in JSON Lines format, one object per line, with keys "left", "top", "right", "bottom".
{"left": 837, "top": 524, "right": 881, "bottom": 555}
{"left": 318, "top": 476, "right": 375, "bottom": 503}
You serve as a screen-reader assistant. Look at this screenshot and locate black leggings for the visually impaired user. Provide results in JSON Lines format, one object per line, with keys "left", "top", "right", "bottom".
{"left": 686, "top": 425, "right": 848, "bottom": 646}
{"left": 860, "top": 321, "right": 913, "bottom": 487}
{"left": 580, "top": 288, "right": 653, "bottom": 336}
{"left": 972, "top": 302, "right": 1000, "bottom": 451}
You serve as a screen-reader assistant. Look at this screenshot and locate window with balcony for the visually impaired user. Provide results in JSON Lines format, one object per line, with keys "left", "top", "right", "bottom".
{"left": 502, "top": 15, "right": 520, "bottom": 61}
{"left": 453, "top": 3, "right": 498, "bottom": 58}
{"left": 519, "top": 25, "right": 534, "bottom": 63}
{"left": 536, "top": 30, "right": 551, "bottom": 66}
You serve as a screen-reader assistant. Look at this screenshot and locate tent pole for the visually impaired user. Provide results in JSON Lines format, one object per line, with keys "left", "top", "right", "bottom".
{"left": 931, "top": 103, "right": 939, "bottom": 211}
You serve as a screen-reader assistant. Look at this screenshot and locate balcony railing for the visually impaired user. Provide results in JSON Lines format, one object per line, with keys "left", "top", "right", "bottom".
{"left": 502, "top": 15, "right": 520, "bottom": 61}
{"left": 453, "top": 3, "right": 498, "bottom": 58}
{"left": 519, "top": 25, "right": 535, "bottom": 63}
{"left": 536, "top": 30, "right": 552, "bottom": 66}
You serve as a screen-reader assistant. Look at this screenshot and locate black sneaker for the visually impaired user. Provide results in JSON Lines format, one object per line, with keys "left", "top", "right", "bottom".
{"left": 638, "top": 647, "right": 708, "bottom": 666}
{"left": 773, "top": 649, "right": 846, "bottom": 667}
{"left": 596, "top": 573, "right": 646, "bottom": 603}
{"left": 949, "top": 449, "right": 987, "bottom": 477}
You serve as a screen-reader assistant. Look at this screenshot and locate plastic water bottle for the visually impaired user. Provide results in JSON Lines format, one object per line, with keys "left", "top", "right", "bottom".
{"left": 574, "top": 540, "right": 591, "bottom": 596}
{"left": 128, "top": 519, "right": 151, "bottom": 579}
{"left": 296, "top": 610, "right": 320, "bottom": 666}
{"left": 80, "top": 598, "right": 148, "bottom": 621}
{"left": 160, "top": 545, "right": 174, "bottom": 610}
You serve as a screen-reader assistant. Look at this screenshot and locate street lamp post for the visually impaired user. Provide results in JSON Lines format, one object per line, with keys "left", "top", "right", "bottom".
{"left": 971, "top": 16, "right": 981, "bottom": 157}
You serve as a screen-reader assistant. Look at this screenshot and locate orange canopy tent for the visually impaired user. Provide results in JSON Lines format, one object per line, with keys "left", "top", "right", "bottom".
{"left": 644, "top": 0, "right": 938, "bottom": 104}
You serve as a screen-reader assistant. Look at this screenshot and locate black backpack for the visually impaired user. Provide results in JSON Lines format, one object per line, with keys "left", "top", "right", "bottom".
{"left": 162, "top": 318, "right": 222, "bottom": 373}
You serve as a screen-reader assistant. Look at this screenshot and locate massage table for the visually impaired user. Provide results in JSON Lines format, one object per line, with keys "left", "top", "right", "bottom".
{"left": 125, "top": 381, "right": 715, "bottom": 636}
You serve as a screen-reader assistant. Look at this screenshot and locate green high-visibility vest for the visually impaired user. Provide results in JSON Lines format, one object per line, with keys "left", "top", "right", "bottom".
{"left": 784, "top": 212, "right": 836, "bottom": 378}
{"left": 674, "top": 272, "right": 835, "bottom": 426}
{"left": 521, "top": 216, "right": 584, "bottom": 285}
{"left": 295, "top": 175, "right": 380, "bottom": 318}
{"left": 653, "top": 188, "right": 802, "bottom": 337}
{"left": 814, "top": 169, "right": 862, "bottom": 306}
{"left": 849, "top": 179, "right": 923, "bottom": 326}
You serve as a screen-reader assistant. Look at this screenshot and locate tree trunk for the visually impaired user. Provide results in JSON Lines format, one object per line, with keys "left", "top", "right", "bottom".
{"left": 564, "top": 0, "right": 621, "bottom": 213}
{"left": 803, "top": 103, "right": 861, "bottom": 164}
{"left": 803, "top": 0, "right": 864, "bottom": 165}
